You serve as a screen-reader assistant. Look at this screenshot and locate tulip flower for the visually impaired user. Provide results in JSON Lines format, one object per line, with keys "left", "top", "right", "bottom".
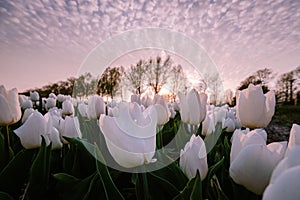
{"left": 131, "top": 94, "right": 141, "bottom": 105}
{"left": 57, "top": 94, "right": 66, "bottom": 102}
{"left": 153, "top": 95, "right": 170, "bottom": 125}
{"left": 45, "top": 116, "right": 62, "bottom": 149}
{"left": 263, "top": 165, "right": 300, "bottom": 200}
{"left": 59, "top": 116, "right": 82, "bottom": 144}
{"left": 87, "top": 95, "right": 106, "bottom": 119}
{"left": 230, "top": 141, "right": 287, "bottom": 195}
{"left": 30, "top": 91, "right": 39, "bottom": 101}
{"left": 99, "top": 102, "right": 157, "bottom": 168}
{"left": 230, "top": 129, "right": 267, "bottom": 163}
{"left": 286, "top": 124, "right": 300, "bottom": 155}
{"left": 141, "top": 95, "right": 153, "bottom": 108}
{"left": 236, "top": 84, "right": 275, "bottom": 128}
{"left": 269, "top": 146, "right": 300, "bottom": 185}
{"left": 180, "top": 134, "right": 208, "bottom": 180}
{"left": 49, "top": 93, "right": 57, "bottom": 99}
{"left": 178, "top": 89, "right": 207, "bottom": 125}
{"left": 62, "top": 100, "right": 74, "bottom": 116}
{"left": 14, "top": 111, "right": 50, "bottom": 149}
{"left": 0, "top": 85, "right": 22, "bottom": 126}
{"left": 201, "top": 112, "right": 215, "bottom": 136}
{"left": 77, "top": 102, "right": 88, "bottom": 117}
{"left": 222, "top": 117, "right": 236, "bottom": 132}
{"left": 21, "top": 108, "right": 35, "bottom": 123}
{"left": 45, "top": 98, "right": 56, "bottom": 110}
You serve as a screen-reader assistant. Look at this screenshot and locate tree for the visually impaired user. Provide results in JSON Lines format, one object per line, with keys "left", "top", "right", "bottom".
{"left": 97, "top": 66, "right": 123, "bottom": 99}
{"left": 276, "top": 66, "right": 300, "bottom": 104}
{"left": 123, "top": 59, "right": 147, "bottom": 95}
{"left": 238, "top": 68, "right": 274, "bottom": 93}
{"left": 224, "top": 89, "right": 234, "bottom": 106}
{"left": 147, "top": 55, "right": 172, "bottom": 94}
{"left": 169, "top": 64, "right": 187, "bottom": 102}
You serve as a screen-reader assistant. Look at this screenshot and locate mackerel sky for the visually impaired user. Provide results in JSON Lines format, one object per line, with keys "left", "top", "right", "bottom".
{"left": 0, "top": 0, "right": 299, "bottom": 92}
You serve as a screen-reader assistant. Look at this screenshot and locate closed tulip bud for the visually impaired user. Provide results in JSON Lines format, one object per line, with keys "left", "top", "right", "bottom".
{"left": 141, "top": 95, "right": 153, "bottom": 108}
{"left": 180, "top": 134, "right": 208, "bottom": 180}
{"left": 236, "top": 84, "right": 275, "bottom": 128}
{"left": 59, "top": 116, "right": 82, "bottom": 144}
{"left": 230, "top": 129, "right": 267, "bottom": 163}
{"left": 201, "top": 113, "right": 215, "bottom": 136}
{"left": 178, "top": 89, "right": 207, "bottom": 125}
{"left": 230, "top": 141, "right": 287, "bottom": 195}
{"left": 45, "top": 116, "right": 62, "bottom": 150}
{"left": 49, "top": 93, "right": 57, "bottom": 99}
{"left": 263, "top": 165, "right": 300, "bottom": 200}
{"left": 21, "top": 108, "right": 35, "bottom": 123}
{"left": 30, "top": 91, "right": 39, "bottom": 101}
{"left": 87, "top": 95, "right": 105, "bottom": 119}
{"left": 153, "top": 95, "right": 170, "bottom": 125}
{"left": 0, "top": 85, "right": 22, "bottom": 126}
{"left": 62, "top": 100, "right": 74, "bottom": 116}
{"left": 99, "top": 102, "right": 157, "bottom": 168}
{"left": 222, "top": 118, "right": 236, "bottom": 132}
{"left": 77, "top": 102, "right": 88, "bottom": 117}
{"left": 14, "top": 111, "right": 50, "bottom": 149}
{"left": 131, "top": 94, "right": 141, "bottom": 105}
{"left": 45, "top": 98, "right": 56, "bottom": 110}
{"left": 57, "top": 94, "right": 66, "bottom": 102}
{"left": 286, "top": 124, "right": 300, "bottom": 156}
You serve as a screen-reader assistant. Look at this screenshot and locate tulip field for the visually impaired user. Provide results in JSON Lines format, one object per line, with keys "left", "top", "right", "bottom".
{"left": 0, "top": 83, "right": 300, "bottom": 200}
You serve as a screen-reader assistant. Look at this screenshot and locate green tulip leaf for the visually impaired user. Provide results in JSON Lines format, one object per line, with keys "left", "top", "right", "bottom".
{"left": 94, "top": 145, "right": 125, "bottom": 200}
{"left": 53, "top": 173, "right": 95, "bottom": 200}
{"left": 0, "top": 191, "right": 14, "bottom": 200}
{"left": 0, "top": 149, "right": 35, "bottom": 198}
{"left": 173, "top": 170, "right": 203, "bottom": 200}
{"left": 204, "top": 122, "right": 223, "bottom": 155}
{"left": 28, "top": 136, "right": 52, "bottom": 199}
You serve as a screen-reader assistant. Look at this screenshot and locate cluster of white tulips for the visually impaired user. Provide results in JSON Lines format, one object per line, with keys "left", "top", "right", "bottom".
{"left": 1, "top": 83, "right": 299, "bottom": 199}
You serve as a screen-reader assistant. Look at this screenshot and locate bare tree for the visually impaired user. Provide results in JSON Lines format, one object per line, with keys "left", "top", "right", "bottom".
{"left": 123, "top": 59, "right": 147, "bottom": 94}
{"left": 147, "top": 55, "right": 172, "bottom": 94}
{"left": 169, "top": 64, "right": 187, "bottom": 102}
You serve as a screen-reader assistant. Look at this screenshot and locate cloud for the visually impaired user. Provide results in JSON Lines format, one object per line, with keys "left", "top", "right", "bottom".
{"left": 0, "top": 0, "right": 299, "bottom": 91}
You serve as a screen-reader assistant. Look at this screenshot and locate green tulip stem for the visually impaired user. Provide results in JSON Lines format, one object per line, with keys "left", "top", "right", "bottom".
{"left": 5, "top": 125, "right": 10, "bottom": 147}
{"left": 142, "top": 172, "right": 150, "bottom": 200}
{"left": 156, "top": 125, "right": 163, "bottom": 149}
{"left": 3, "top": 125, "right": 11, "bottom": 165}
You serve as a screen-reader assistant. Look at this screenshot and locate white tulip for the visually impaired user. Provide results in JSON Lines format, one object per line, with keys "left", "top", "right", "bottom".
{"left": 286, "top": 124, "right": 300, "bottom": 156}
{"left": 270, "top": 146, "right": 300, "bottom": 184}
{"left": 230, "top": 141, "right": 287, "bottom": 195}
{"left": 21, "top": 108, "right": 35, "bottom": 123}
{"left": 57, "top": 94, "right": 66, "bottom": 102}
{"left": 87, "top": 95, "right": 105, "bottom": 119}
{"left": 0, "top": 85, "right": 22, "bottom": 126}
{"left": 45, "top": 116, "right": 62, "bottom": 150}
{"left": 77, "top": 102, "right": 88, "bottom": 117}
{"left": 153, "top": 95, "right": 170, "bottom": 125}
{"left": 222, "top": 118, "right": 236, "bottom": 132}
{"left": 30, "top": 91, "right": 39, "bottom": 101}
{"left": 141, "top": 95, "right": 153, "bottom": 108}
{"left": 230, "top": 129, "right": 267, "bottom": 163}
{"left": 14, "top": 111, "right": 50, "bottom": 149}
{"left": 236, "top": 84, "right": 275, "bottom": 128}
{"left": 99, "top": 102, "right": 157, "bottom": 168}
{"left": 201, "top": 113, "right": 215, "bottom": 136}
{"left": 131, "top": 94, "right": 141, "bottom": 105}
{"left": 45, "top": 98, "right": 56, "bottom": 110}
{"left": 59, "top": 116, "right": 82, "bottom": 144}
{"left": 178, "top": 89, "right": 207, "bottom": 125}
{"left": 180, "top": 134, "right": 208, "bottom": 180}
{"left": 62, "top": 100, "right": 74, "bottom": 116}
{"left": 263, "top": 165, "right": 300, "bottom": 200}
{"left": 49, "top": 93, "right": 57, "bottom": 99}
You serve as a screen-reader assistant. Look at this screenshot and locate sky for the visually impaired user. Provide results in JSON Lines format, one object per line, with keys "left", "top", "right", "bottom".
{"left": 0, "top": 0, "right": 299, "bottom": 93}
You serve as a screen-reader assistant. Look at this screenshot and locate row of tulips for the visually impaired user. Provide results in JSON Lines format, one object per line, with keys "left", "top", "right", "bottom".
{"left": 0, "top": 83, "right": 299, "bottom": 199}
